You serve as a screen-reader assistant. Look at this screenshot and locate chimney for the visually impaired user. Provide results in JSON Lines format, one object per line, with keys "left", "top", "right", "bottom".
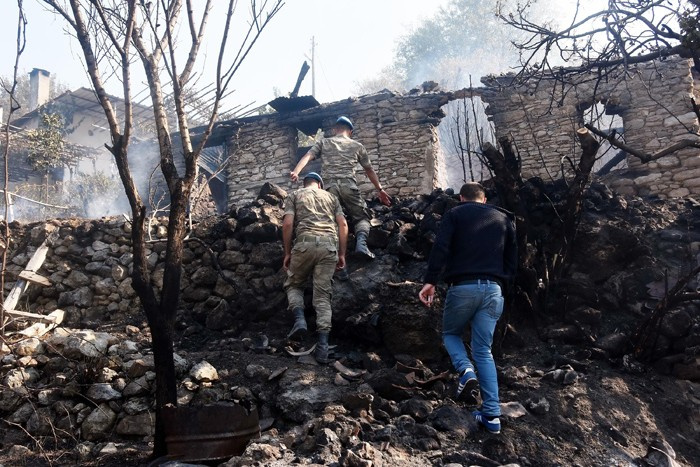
{"left": 29, "top": 68, "right": 51, "bottom": 112}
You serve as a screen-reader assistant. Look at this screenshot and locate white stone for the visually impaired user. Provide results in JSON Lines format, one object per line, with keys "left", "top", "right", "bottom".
{"left": 47, "top": 329, "right": 118, "bottom": 359}
{"left": 634, "top": 173, "right": 662, "bottom": 185}
{"left": 668, "top": 188, "right": 690, "bottom": 197}
{"left": 99, "top": 442, "right": 119, "bottom": 455}
{"left": 98, "top": 368, "right": 119, "bottom": 383}
{"left": 13, "top": 337, "right": 45, "bottom": 356}
{"left": 190, "top": 360, "right": 219, "bottom": 382}
{"left": 3, "top": 367, "right": 40, "bottom": 388}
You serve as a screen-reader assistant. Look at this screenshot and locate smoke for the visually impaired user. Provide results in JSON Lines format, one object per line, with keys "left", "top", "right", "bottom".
{"left": 392, "top": 0, "right": 577, "bottom": 190}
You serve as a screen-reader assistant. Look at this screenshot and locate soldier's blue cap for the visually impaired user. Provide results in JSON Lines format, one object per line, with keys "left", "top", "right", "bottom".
{"left": 303, "top": 171, "right": 324, "bottom": 188}
{"left": 336, "top": 116, "right": 354, "bottom": 130}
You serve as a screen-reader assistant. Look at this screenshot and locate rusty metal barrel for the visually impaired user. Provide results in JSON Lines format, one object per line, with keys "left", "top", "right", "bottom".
{"left": 162, "top": 404, "right": 260, "bottom": 462}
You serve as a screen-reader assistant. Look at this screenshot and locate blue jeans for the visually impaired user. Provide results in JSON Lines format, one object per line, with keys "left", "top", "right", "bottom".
{"left": 442, "top": 280, "right": 504, "bottom": 416}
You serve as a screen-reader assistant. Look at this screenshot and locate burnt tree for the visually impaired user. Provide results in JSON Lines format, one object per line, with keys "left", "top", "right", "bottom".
{"left": 40, "top": 0, "right": 283, "bottom": 457}
{"left": 481, "top": 129, "right": 600, "bottom": 318}
{"left": 0, "top": 0, "right": 27, "bottom": 330}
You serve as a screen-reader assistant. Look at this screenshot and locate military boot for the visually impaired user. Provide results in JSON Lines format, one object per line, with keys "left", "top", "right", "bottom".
{"left": 355, "top": 231, "right": 375, "bottom": 259}
{"left": 287, "top": 307, "right": 308, "bottom": 340}
{"left": 314, "top": 331, "right": 331, "bottom": 364}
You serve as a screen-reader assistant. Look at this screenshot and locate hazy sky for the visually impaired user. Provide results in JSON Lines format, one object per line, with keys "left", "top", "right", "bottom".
{"left": 0, "top": 0, "right": 453, "bottom": 110}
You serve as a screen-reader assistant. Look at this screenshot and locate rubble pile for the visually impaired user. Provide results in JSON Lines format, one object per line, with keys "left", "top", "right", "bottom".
{"left": 0, "top": 181, "right": 699, "bottom": 465}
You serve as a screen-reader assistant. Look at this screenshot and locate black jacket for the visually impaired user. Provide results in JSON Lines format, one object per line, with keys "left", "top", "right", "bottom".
{"left": 423, "top": 201, "right": 517, "bottom": 287}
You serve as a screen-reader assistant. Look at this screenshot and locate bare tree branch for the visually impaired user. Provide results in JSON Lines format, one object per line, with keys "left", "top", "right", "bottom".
{"left": 1, "top": 0, "right": 28, "bottom": 332}
{"left": 584, "top": 123, "right": 700, "bottom": 163}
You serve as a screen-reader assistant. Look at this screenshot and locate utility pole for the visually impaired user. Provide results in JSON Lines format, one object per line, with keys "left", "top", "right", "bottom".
{"left": 310, "top": 36, "right": 316, "bottom": 98}
{"left": 304, "top": 36, "right": 317, "bottom": 97}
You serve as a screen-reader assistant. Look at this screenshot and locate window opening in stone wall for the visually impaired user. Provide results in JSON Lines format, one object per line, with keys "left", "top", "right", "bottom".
{"left": 195, "top": 144, "right": 229, "bottom": 214}
{"left": 582, "top": 101, "right": 627, "bottom": 175}
{"left": 293, "top": 124, "right": 323, "bottom": 176}
{"left": 437, "top": 96, "right": 496, "bottom": 190}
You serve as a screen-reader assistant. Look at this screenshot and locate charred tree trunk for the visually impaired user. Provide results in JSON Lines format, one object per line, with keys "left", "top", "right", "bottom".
{"left": 148, "top": 310, "right": 177, "bottom": 456}
{"left": 482, "top": 137, "right": 530, "bottom": 280}
{"left": 109, "top": 138, "right": 177, "bottom": 457}
{"left": 555, "top": 128, "right": 600, "bottom": 277}
{"left": 481, "top": 137, "right": 542, "bottom": 342}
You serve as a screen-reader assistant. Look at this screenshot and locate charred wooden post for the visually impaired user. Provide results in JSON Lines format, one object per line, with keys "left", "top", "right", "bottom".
{"left": 290, "top": 61, "right": 311, "bottom": 98}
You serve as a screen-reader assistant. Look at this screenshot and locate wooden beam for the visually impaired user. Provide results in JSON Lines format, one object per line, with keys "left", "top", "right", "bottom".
{"left": 18, "top": 271, "right": 52, "bottom": 287}
{"left": 5, "top": 309, "right": 61, "bottom": 323}
{"left": 3, "top": 229, "right": 58, "bottom": 313}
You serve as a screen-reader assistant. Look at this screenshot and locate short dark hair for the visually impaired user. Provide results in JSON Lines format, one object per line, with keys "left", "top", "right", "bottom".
{"left": 303, "top": 178, "right": 318, "bottom": 187}
{"left": 459, "top": 182, "right": 485, "bottom": 201}
{"left": 334, "top": 122, "right": 352, "bottom": 132}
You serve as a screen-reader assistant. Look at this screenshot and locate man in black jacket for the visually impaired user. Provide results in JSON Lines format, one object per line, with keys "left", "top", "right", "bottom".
{"left": 419, "top": 182, "right": 517, "bottom": 434}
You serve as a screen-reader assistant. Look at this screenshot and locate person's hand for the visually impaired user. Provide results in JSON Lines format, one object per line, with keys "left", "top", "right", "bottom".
{"left": 283, "top": 253, "right": 291, "bottom": 271}
{"left": 336, "top": 254, "right": 346, "bottom": 271}
{"left": 378, "top": 189, "right": 391, "bottom": 207}
{"left": 419, "top": 283, "right": 436, "bottom": 308}
{"left": 290, "top": 171, "right": 299, "bottom": 182}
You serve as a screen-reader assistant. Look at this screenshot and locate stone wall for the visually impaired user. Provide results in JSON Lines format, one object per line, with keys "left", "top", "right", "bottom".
{"left": 227, "top": 119, "right": 297, "bottom": 206}
{"left": 2, "top": 182, "right": 700, "bottom": 451}
{"left": 480, "top": 57, "right": 700, "bottom": 198}
{"left": 225, "top": 91, "right": 448, "bottom": 206}
{"left": 222, "top": 57, "right": 700, "bottom": 204}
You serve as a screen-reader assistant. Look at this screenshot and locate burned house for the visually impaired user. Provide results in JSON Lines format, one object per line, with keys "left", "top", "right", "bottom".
{"left": 479, "top": 56, "right": 700, "bottom": 198}
{"left": 193, "top": 90, "right": 452, "bottom": 207}
{"left": 194, "top": 56, "right": 700, "bottom": 211}
{"left": 7, "top": 56, "right": 697, "bottom": 219}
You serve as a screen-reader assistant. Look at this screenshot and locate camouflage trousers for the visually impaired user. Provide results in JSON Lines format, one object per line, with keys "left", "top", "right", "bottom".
{"left": 327, "top": 180, "right": 371, "bottom": 235}
{"left": 284, "top": 238, "right": 338, "bottom": 332}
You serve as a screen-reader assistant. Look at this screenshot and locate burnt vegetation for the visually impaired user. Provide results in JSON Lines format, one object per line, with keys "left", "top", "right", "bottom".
{"left": 0, "top": 0, "right": 699, "bottom": 466}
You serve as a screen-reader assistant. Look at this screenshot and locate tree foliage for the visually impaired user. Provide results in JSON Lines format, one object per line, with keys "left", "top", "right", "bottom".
{"left": 25, "top": 112, "right": 72, "bottom": 172}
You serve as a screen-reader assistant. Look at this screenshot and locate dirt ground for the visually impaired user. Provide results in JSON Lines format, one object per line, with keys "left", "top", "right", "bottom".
{"left": 7, "top": 314, "right": 697, "bottom": 467}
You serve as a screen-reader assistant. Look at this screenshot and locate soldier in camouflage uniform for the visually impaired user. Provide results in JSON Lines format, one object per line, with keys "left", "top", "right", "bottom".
{"left": 282, "top": 172, "right": 348, "bottom": 363}
{"left": 290, "top": 116, "right": 391, "bottom": 259}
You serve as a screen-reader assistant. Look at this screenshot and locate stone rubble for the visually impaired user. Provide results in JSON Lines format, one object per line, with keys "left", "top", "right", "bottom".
{"left": 0, "top": 181, "right": 698, "bottom": 465}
